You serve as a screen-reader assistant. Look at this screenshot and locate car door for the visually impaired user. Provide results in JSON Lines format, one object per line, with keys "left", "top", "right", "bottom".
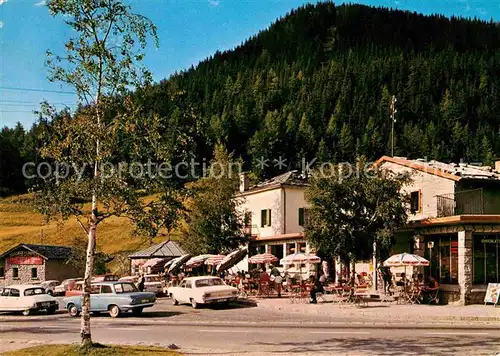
{"left": 6, "top": 288, "right": 21, "bottom": 310}
{"left": 93, "top": 284, "right": 113, "bottom": 311}
{"left": 176, "top": 280, "right": 187, "bottom": 302}
{"left": 0, "top": 288, "right": 9, "bottom": 310}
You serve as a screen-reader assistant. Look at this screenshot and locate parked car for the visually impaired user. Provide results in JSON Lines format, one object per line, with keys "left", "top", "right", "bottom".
{"left": 54, "top": 278, "right": 82, "bottom": 296}
{"left": 64, "top": 281, "right": 156, "bottom": 318}
{"left": 163, "top": 279, "right": 179, "bottom": 296}
{"left": 91, "top": 274, "right": 119, "bottom": 283}
{"left": 39, "top": 280, "right": 59, "bottom": 296}
{"left": 119, "top": 276, "right": 139, "bottom": 284}
{"left": 0, "top": 285, "right": 58, "bottom": 315}
{"left": 169, "top": 276, "right": 238, "bottom": 308}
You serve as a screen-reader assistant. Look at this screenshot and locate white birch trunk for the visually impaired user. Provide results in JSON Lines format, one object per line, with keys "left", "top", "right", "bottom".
{"left": 80, "top": 193, "right": 98, "bottom": 346}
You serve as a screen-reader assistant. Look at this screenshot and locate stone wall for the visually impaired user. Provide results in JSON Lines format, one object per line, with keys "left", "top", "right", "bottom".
{"left": 0, "top": 261, "right": 46, "bottom": 286}
{"left": 458, "top": 230, "right": 473, "bottom": 305}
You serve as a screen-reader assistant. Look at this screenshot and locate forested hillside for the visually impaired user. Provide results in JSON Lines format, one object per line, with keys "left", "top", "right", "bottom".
{"left": 3, "top": 2, "right": 500, "bottom": 195}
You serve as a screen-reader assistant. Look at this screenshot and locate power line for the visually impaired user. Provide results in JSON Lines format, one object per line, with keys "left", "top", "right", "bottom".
{"left": 0, "top": 103, "right": 76, "bottom": 107}
{"left": 0, "top": 86, "right": 76, "bottom": 95}
{"left": 0, "top": 110, "right": 38, "bottom": 113}
{"left": 0, "top": 99, "right": 77, "bottom": 105}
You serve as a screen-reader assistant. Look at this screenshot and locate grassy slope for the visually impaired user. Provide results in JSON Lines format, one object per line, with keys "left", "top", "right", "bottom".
{"left": 3, "top": 344, "right": 182, "bottom": 355}
{"left": 0, "top": 195, "right": 176, "bottom": 273}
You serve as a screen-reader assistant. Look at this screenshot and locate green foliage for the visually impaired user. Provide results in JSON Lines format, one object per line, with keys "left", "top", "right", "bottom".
{"left": 4, "top": 3, "right": 500, "bottom": 195}
{"left": 67, "top": 236, "right": 109, "bottom": 275}
{"left": 304, "top": 157, "right": 411, "bottom": 267}
{"left": 181, "top": 145, "right": 249, "bottom": 255}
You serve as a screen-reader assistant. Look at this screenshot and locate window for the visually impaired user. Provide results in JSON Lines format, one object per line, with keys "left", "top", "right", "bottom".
{"left": 261, "top": 209, "right": 271, "bottom": 227}
{"left": 298, "top": 208, "right": 310, "bottom": 226}
{"left": 24, "top": 288, "right": 45, "bottom": 296}
{"left": 195, "top": 278, "right": 224, "bottom": 288}
{"left": 0, "top": 266, "right": 4, "bottom": 278}
{"left": 473, "top": 234, "right": 500, "bottom": 284}
{"left": 179, "top": 280, "right": 187, "bottom": 288}
{"left": 185, "top": 281, "right": 192, "bottom": 289}
{"left": 101, "top": 285, "right": 113, "bottom": 294}
{"left": 410, "top": 191, "right": 421, "bottom": 213}
{"left": 12, "top": 267, "right": 19, "bottom": 279}
{"left": 114, "top": 283, "right": 138, "bottom": 293}
{"left": 2, "top": 288, "right": 10, "bottom": 296}
{"left": 31, "top": 267, "right": 38, "bottom": 279}
{"left": 425, "top": 235, "right": 458, "bottom": 284}
{"left": 10, "top": 289, "right": 20, "bottom": 297}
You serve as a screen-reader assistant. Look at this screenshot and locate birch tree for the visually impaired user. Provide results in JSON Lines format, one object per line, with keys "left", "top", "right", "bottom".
{"left": 38, "top": 0, "right": 161, "bottom": 346}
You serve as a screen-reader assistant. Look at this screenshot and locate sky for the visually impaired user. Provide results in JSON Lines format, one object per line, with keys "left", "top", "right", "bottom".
{"left": 1, "top": 0, "right": 500, "bottom": 129}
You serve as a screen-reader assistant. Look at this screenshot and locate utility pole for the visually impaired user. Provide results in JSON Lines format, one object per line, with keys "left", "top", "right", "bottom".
{"left": 390, "top": 95, "right": 397, "bottom": 157}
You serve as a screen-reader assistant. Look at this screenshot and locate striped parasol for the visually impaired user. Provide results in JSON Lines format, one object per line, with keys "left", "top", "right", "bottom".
{"left": 280, "top": 253, "right": 321, "bottom": 265}
{"left": 248, "top": 253, "right": 278, "bottom": 264}
{"left": 205, "top": 254, "right": 226, "bottom": 266}
{"left": 167, "top": 254, "right": 191, "bottom": 274}
{"left": 186, "top": 254, "right": 215, "bottom": 268}
{"left": 383, "top": 253, "right": 429, "bottom": 267}
{"left": 216, "top": 247, "right": 248, "bottom": 272}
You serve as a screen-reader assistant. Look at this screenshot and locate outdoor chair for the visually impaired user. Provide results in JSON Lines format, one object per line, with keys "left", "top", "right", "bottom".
{"left": 427, "top": 289, "right": 440, "bottom": 305}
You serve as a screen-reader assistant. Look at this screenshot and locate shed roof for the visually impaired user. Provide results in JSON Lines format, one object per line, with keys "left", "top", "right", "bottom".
{"left": 129, "top": 240, "right": 186, "bottom": 259}
{"left": 0, "top": 244, "right": 74, "bottom": 260}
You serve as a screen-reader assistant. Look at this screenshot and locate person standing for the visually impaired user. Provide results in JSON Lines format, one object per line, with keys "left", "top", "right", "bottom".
{"left": 137, "top": 274, "right": 145, "bottom": 292}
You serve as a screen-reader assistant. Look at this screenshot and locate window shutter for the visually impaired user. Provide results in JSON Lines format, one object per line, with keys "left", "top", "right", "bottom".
{"left": 418, "top": 190, "right": 422, "bottom": 212}
{"left": 267, "top": 209, "right": 272, "bottom": 226}
{"left": 261, "top": 209, "right": 267, "bottom": 227}
{"left": 299, "top": 208, "right": 304, "bottom": 226}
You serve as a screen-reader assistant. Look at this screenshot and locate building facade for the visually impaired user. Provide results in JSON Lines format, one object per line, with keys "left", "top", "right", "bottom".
{"left": 0, "top": 244, "right": 79, "bottom": 286}
{"left": 237, "top": 171, "right": 317, "bottom": 276}
{"left": 376, "top": 156, "right": 500, "bottom": 304}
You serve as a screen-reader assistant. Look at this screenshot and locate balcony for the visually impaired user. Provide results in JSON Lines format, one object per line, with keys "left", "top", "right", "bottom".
{"left": 436, "top": 189, "right": 485, "bottom": 217}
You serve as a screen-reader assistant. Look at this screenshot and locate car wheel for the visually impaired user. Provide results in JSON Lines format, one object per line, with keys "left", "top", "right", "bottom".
{"left": 47, "top": 306, "right": 57, "bottom": 315}
{"left": 171, "top": 295, "right": 179, "bottom": 306}
{"left": 22, "top": 309, "right": 31, "bottom": 316}
{"left": 68, "top": 304, "right": 79, "bottom": 317}
{"left": 109, "top": 305, "right": 121, "bottom": 318}
{"left": 190, "top": 298, "right": 199, "bottom": 309}
{"left": 132, "top": 308, "right": 143, "bottom": 317}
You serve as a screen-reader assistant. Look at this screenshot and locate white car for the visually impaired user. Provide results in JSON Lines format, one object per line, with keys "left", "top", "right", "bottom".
{"left": 54, "top": 278, "right": 82, "bottom": 296}
{"left": 39, "top": 280, "right": 59, "bottom": 296}
{"left": 120, "top": 275, "right": 165, "bottom": 295}
{"left": 169, "top": 276, "right": 238, "bottom": 308}
{"left": 0, "top": 285, "right": 59, "bottom": 315}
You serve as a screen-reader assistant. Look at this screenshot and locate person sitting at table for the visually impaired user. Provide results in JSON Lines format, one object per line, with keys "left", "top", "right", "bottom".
{"left": 396, "top": 272, "right": 409, "bottom": 287}
{"left": 421, "top": 276, "right": 439, "bottom": 302}
{"left": 309, "top": 275, "right": 324, "bottom": 304}
{"left": 416, "top": 273, "right": 424, "bottom": 285}
{"left": 259, "top": 266, "right": 270, "bottom": 293}
{"left": 318, "top": 270, "right": 327, "bottom": 285}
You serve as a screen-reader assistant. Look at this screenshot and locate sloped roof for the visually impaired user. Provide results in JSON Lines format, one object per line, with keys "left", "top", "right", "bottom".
{"left": 0, "top": 244, "right": 74, "bottom": 260}
{"left": 129, "top": 240, "right": 186, "bottom": 259}
{"left": 375, "top": 156, "right": 500, "bottom": 181}
{"left": 241, "top": 170, "right": 308, "bottom": 195}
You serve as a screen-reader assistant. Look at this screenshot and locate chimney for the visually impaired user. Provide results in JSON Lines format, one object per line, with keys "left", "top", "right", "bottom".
{"left": 495, "top": 161, "right": 500, "bottom": 173}
{"left": 239, "top": 172, "right": 249, "bottom": 192}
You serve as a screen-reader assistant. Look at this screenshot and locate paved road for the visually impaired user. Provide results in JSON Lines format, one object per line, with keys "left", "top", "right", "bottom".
{"left": 0, "top": 298, "right": 499, "bottom": 355}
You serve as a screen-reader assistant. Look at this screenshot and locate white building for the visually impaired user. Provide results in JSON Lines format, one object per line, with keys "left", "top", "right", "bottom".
{"left": 236, "top": 171, "right": 316, "bottom": 277}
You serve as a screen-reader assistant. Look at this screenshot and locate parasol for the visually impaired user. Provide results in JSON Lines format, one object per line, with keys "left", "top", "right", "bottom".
{"left": 216, "top": 247, "right": 248, "bottom": 272}
{"left": 248, "top": 253, "right": 278, "bottom": 264}
{"left": 168, "top": 254, "right": 191, "bottom": 274}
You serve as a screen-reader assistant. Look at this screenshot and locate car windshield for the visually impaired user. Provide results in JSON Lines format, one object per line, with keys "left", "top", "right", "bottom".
{"left": 195, "top": 278, "right": 225, "bottom": 288}
{"left": 24, "top": 288, "right": 46, "bottom": 296}
{"left": 145, "top": 276, "right": 160, "bottom": 282}
{"left": 114, "top": 283, "right": 138, "bottom": 294}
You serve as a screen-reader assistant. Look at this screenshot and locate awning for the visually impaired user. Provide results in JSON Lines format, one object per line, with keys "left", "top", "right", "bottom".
{"left": 142, "top": 258, "right": 166, "bottom": 268}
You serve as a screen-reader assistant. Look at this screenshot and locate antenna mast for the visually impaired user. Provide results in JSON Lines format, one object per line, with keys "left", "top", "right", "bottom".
{"left": 390, "top": 95, "right": 397, "bottom": 157}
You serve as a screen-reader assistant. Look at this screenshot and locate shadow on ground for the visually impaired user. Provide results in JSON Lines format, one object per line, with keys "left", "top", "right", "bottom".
{"left": 253, "top": 335, "right": 500, "bottom": 355}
